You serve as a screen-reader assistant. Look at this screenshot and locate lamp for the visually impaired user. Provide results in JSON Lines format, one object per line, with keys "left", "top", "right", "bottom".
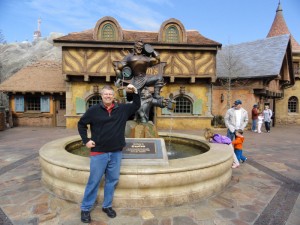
{"left": 220, "top": 93, "right": 224, "bottom": 103}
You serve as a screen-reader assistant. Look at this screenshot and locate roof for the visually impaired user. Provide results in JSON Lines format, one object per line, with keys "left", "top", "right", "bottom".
{"left": 267, "top": 3, "right": 300, "bottom": 52}
{"left": 0, "top": 61, "right": 65, "bottom": 93}
{"left": 54, "top": 29, "right": 221, "bottom": 46}
{"left": 217, "top": 34, "right": 291, "bottom": 78}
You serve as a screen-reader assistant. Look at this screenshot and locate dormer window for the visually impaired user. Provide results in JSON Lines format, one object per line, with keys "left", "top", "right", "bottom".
{"left": 101, "top": 23, "right": 115, "bottom": 41}
{"left": 165, "top": 25, "right": 179, "bottom": 43}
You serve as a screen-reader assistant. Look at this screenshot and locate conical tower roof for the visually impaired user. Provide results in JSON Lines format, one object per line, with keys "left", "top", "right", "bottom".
{"left": 267, "top": 2, "right": 300, "bottom": 52}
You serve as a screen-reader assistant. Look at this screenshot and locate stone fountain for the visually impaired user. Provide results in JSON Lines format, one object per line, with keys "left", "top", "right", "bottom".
{"left": 39, "top": 41, "right": 233, "bottom": 207}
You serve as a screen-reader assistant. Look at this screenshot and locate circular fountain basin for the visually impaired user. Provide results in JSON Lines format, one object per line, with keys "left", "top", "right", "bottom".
{"left": 39, "top": 132, "right": 233, "bottom": 207}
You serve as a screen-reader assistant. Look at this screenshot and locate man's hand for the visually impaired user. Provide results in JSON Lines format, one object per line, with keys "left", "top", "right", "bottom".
{"left": 86, "top": 140, "right": 95, "bottom": 148}
{"left": 127, "top": 84, "right": 138, "bottom": 94}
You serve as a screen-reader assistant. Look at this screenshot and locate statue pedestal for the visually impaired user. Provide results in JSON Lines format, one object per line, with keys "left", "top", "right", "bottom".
{"left": 123, "top": 121, "right": 168, "bottom": 166}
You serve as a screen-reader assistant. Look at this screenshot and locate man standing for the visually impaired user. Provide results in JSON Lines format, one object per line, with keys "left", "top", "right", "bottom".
{"left": 224, "top": 99, "right": 249, "bottom": 140}
{"left": 251, "top": 104, "right": 259, "bottom": 132}
{"left": 78, "top": 84, "right": 140, "bottom": 223}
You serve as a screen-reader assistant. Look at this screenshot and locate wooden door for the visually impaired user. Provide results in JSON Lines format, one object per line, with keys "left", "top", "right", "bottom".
{"left": 56, "top": 97, "right": 66, "bottom": 127}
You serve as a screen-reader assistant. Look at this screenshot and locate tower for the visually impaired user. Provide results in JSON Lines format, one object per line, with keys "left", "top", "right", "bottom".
{"left": 33, "top": 17, "right": 42, "bottom": 40}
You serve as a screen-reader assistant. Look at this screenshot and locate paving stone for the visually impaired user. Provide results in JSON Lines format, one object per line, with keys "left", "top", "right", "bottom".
{"left": 173, "top": 216, "right": 197, "bottom": 225}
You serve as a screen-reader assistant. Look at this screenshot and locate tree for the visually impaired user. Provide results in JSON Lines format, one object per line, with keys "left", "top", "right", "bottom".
{"left": 217, "top": 45, "right": 251, "bottom": 109}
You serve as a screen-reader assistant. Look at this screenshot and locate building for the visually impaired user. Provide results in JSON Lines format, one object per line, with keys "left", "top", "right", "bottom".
{"left": 267, "top": 3, "right": 300, "bottom": 124}
{"left": 0, "top": 61, "right": 66, "bottom": 127}
{"left": 53, "top": 16, "right": 221, "bottom": 130}
{"left": 213, "top": 34, "right": 294, "bottom": 126}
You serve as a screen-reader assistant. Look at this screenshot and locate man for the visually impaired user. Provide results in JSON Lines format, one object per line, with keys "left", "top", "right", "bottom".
{"left": 251, "top": 104, "right": 259, "bottom": 132}
{"left": 78, "top": 84, "right": 140, "bottom": 223}
{"left": 113, "top": 40, "right": 164, "bottom": 99}
{"left": 224, "top": 99, "right": 249, "bottom": 140}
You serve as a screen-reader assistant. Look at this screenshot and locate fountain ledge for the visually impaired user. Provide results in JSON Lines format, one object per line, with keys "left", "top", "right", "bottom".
{"left": 39, "top": 132, "right": 233, "bottom": 207}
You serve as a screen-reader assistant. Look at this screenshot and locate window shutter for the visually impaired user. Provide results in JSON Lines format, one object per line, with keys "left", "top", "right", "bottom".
{"left": 15, "top": 96, "right": 24, "bottom": 112}
{"left": 162, "top": 107, "right": 171, "bottom": 115}
{"left": 193, "top": 99, "right": 202, "bottom": 115}
{"left": 76, "top": 97, "right": 86, "bottom": 114}
{"left": 41, "top": 96, "right": 50, "bottom": 112}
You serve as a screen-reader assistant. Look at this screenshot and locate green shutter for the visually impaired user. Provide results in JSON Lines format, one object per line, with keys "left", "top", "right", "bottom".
{"left": 41, "top": 96, "right": 50, "bottom": 112}
{"left": 162, "top": 107, "right": 171, "bottom": 115}
{"left": 76, "top": 97, "right": 86, "bottom": 114}
{"left": 193, "top": 99, "right": 202, "bottom": 115}
{"left": 15, "top": 95, "right": 24, "bottom": 112}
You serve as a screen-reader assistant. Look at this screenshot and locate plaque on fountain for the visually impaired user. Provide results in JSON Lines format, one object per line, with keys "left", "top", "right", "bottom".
{"left": 122, "top": 138, "right": 169, "bottom": 166}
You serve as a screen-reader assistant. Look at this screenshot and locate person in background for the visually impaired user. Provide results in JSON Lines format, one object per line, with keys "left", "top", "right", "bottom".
{"left": 224, "top": 99, "right": 249, "bottom": 141}
{"left": 263, "top": 105, "right": 273, "bottom": 133}
{"left": 232, "top": 129, "right": 247, "bottom": 163}
{"left": 204, "top": 128, "right": 240, "bottom": 168}
{"left": 257, "top": 112, "right": 264, "bottom": 134}
{"left": 251, "top": 104, "right": 259, "bottom": 132}
{"left": 78, "top": 84, "right": 140, "bottom": 223}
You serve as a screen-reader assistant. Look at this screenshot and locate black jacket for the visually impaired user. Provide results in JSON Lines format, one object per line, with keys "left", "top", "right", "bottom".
{"left": 78, "top": 93, "right": 140, "bottom": 152}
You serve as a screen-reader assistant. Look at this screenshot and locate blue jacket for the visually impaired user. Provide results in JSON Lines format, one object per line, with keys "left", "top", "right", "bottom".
{"left": 78, "top": 93, "right": 141, "bottom": 152}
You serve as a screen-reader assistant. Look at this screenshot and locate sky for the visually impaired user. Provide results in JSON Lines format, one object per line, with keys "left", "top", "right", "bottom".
{"left": 0, "top": 0, "right": 299, "bottom": 45}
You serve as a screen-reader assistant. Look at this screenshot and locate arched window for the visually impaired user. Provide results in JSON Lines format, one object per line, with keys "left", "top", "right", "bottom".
{"left": 165, "top": 26, "right": 179, "bottom": 43}
{"left": 87, "top": 95, "right": 101, "bottom": 108}
{"left": 101, "top": 24, "right": 115, "bottom": 41}
{"left": 288, "top": 96, "right": 298, "bottom": 113}
{"left": 174, "top": 96, "right": 192, "bottom": 114}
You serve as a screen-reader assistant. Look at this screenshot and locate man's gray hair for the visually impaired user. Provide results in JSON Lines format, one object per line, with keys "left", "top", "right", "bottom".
{"left": 100, "top": 85, "right": 115, "bottom": 95}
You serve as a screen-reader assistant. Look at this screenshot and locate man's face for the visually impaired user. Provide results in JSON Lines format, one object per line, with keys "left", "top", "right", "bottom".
{"left": 101, "top": 89, "right": 114, "bottom": 106}
{"left": 234, "top": 104, "right": 241, "bottom": 109}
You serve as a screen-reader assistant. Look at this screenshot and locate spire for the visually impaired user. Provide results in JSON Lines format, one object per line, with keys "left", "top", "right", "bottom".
{"left": 267, "top": 1, "right": 300, "bottom": 52}
{"left": 33, "top": 17, "right": 42, "bottom": 40}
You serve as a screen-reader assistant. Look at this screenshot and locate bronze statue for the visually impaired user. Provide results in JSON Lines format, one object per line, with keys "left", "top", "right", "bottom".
{"left": 113, "top": 40, "right": 175, "bottom": 123}
{"left": 113, "top": 40, "right": 164, "bottom": 99}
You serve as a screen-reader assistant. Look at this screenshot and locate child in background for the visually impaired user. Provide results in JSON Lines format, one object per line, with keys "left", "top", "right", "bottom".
{"left": 204, "top": 128, "right": 240, "bottom": 168}
{"left": 232, "top": 129, "right": 247, "bottom": 163}
{"left": 257, "top": 113, "right": 264, "bottom": 134}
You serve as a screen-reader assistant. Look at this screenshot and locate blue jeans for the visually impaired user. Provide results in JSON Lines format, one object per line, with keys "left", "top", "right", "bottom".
{"left": 252, "top": 119, "right": 257, "bottom": 131}
{"left": 227, "top": 129, "right": 235, "bottom": 141}
{"left": 234, "top": 149, "right": 246, "bottom": 162}
{"left": 81, "top": 151, "right": 122, "bottom": 211}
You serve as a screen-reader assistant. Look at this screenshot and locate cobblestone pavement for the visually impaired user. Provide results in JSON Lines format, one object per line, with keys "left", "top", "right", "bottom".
{"left": 0, "top": 125, "right": 299, "bottom": 225}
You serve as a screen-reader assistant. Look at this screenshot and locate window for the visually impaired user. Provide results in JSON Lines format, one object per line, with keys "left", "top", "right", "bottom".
{"left": 14, "top": 95, "right": 50, "bottom": 113}
{"left": 165, "top": 26, "right": 179, "bottom": 43}
{"left": 87, "top": 95, "right": 102, "bottom": 108}
{"left": 59, "top": 99, "right": 66, "bottom": 110}
{"left": 26, "top": 96, "right": 40, "bottom": 111}
{"left": 288, "top": 96, "right": 298, "bottom": 113}
{"left": 101, "top": 24, "right": 115, "bottom": 41}
{"left": 293, "top": 62, "right": 299, "bottom": 76}
{"left": 174, "top": 96, "right": 192, "bottom": 114}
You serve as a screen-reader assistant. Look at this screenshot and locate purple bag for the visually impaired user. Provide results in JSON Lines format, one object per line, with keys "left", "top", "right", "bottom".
{"left": 211, "top": 134, "right": 231, "bottom": 145}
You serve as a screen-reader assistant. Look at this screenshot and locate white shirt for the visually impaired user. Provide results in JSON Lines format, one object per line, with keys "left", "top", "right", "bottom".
{"left": 235, "top": 109, "right": 242, "bottom": 129}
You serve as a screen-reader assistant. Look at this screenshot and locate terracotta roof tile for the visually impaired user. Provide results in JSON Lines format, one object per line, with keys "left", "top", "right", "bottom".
{"left": 0, "top": 61, "right": 65, "bottom": 93}
{"left": 267, "top": 4, "right": 300, "bottom": 52}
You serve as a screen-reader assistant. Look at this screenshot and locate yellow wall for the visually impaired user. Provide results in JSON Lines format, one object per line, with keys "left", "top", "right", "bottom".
{"left": 276, "top": 80, "right": 300, "bottom": 125}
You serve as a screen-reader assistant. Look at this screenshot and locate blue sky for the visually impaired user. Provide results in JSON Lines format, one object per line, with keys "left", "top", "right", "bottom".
{"left": 0, "top": 0, "right": 299, "bottom": 45}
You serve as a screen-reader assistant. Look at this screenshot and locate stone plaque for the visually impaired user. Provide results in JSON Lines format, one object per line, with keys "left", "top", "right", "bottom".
{"left": 122, "top": 138, "right": 169, "bottom": 166}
